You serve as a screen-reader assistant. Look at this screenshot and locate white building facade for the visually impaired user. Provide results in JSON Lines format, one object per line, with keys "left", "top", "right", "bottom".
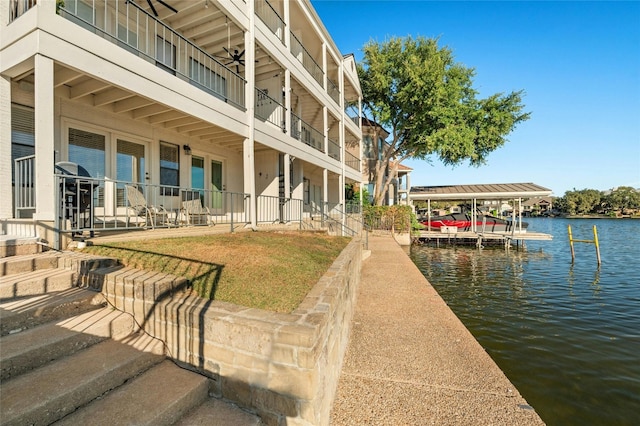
{"left": 1, "top": 0, "right": 362, "bottom": 247}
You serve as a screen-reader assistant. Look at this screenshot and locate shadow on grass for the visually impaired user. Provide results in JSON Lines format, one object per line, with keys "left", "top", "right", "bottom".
{"left": 84, "top": 244, "right": 224, "bottom": 300}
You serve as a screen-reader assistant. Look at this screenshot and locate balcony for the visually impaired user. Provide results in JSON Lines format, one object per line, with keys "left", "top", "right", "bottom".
{"left": 58, "top": 0, "right": 246, "bottom": 109}
{"left": 255, "top": 88, "right": 286, "bottom": 131}
{"left": 8, "top": 0, "right": 36, "bottom": 23}
{"left": 291, "top": 113, "right": 324, "bottom": 153}
{"left": 328, "top": 138, "right": 340, "bottom": 162}
{"left": 345, "top": 150, "right": 360, "bottom": 172}
{"left": 255, "top": 0, "right": 285, "bottom": 45}
{"left": 290, "top": 32, "right": 324, "bottom": 87}
{"left": 327, "top": 77, "right": 340, "bottom": 106}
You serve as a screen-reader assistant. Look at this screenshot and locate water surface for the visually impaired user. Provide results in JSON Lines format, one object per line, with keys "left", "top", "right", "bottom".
{"left": 409, "top": 218, "right": 640, "bottom": 425}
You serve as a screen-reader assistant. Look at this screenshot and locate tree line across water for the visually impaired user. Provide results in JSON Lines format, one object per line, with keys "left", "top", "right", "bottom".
{"left": 554, "top": 186, "right": 640, "bottom": 217}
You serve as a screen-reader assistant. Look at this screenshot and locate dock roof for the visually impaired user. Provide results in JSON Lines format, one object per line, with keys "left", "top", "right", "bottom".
{"left": 410, "top": 182, "right": 553, "bottom": 201}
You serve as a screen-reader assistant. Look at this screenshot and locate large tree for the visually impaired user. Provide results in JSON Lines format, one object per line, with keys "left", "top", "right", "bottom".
{"left": 358, "top": 36, "right": 531, "bottom": 205}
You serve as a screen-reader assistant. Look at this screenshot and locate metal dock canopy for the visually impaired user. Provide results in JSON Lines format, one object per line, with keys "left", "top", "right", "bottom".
{"left": 409, "top": 182, "right": 553, "bottom": 201}
{"left": 410, "top": 182, "right": 554, "bottom": 248}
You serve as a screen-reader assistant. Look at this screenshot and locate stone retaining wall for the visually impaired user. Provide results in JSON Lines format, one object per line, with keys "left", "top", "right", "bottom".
{"left": 82, "top": 237, "right": 362, "bottom": 425}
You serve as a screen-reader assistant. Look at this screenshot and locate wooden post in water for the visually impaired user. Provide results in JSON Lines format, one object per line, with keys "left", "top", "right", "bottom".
{"left": 593, "top": 225, "right": 601, "bottom": 266}
{"left": 568, "top": 225, "right": 576, "bottom": 262}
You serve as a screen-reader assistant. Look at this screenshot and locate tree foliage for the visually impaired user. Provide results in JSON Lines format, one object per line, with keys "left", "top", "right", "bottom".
{"left": 357, "top": 36, "right": 531, "bottom": 205}
{"left": 553, "top": 187, "right": 640, "bottom": 216}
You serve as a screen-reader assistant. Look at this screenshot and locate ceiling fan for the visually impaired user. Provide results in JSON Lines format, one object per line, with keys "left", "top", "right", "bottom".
{"left": 222, "top": 47, "right": 247, "bottom": 74}
{"left": 144, "top": 0, "right": 177, "bottom": 17}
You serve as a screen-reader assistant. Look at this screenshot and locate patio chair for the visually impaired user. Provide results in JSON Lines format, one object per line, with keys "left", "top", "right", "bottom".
{"left": 125, "top": 185, "right": 171, "bottom": 229}
{"left": 180, "top": 198, "right": 211, "bottom": 226}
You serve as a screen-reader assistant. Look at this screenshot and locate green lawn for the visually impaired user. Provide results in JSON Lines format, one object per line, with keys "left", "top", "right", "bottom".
{"left": 78, "top": 231, "right": 351, "bottom": 313}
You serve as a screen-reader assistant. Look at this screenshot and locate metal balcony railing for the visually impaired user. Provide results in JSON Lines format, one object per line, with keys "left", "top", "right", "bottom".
{"left": 290, "top": 113, "right": 324, "bottom": 153}
{"left": 327, "top": 77, "right": 340, "bottom": 105}
{"left": 255, "top": 0, "right": 285, "bottom": 45}
{"left": 59, "top": 0, "right": 246, "bottom": 109}
{"left": 255, "top": 88, "right": 286, "bottom": 131}
{"left": 345, "top": 150, "right": 361, "bottom": 172}
{"left": 328, "top": 137, "right": 340, "bottom": 161}
{"left": 290, "top": 32, "right": 324, "bottom": 87}
{"left": 8, "top": 0, "right": 36, "bottom": 23}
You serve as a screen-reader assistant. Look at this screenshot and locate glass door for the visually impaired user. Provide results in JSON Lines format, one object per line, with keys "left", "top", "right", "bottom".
{"left": 211, "top": 160, "right": 223, "bottom": 214}
{"left": 116, "top": 139, "right": 147, "bottom": 214}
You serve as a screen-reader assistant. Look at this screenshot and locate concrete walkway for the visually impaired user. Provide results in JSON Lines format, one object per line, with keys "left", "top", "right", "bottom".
{"left": 330, "top": 235, "right": 545, "bottom": 425}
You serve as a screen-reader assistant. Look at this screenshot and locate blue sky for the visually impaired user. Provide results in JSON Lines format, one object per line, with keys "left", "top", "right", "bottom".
{"left": 311, "top": 0, "right": 640, "bottom": 196}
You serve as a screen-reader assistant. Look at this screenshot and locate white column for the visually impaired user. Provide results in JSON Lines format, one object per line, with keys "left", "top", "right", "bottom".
{"left": 323, "top": 168, "right": 328, "bottom": 215}
{"left": 284, "top": 69, "right": 291, "bottom": 134}
{"left": 284, "top": 154, "right": 291, "bottom": 199}
{"left": 0, "top": 75, "right": 12, "bottom": 218}
{"left": 34, "top": 54, "right": 55, "bottom": 221}
{"left": 244, "top": 8, "right": 257, "bottom": 228}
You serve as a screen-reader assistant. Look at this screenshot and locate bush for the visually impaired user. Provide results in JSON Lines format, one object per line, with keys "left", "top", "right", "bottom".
{"left": 363, "top": 205, "right": 412, "bottom": 233}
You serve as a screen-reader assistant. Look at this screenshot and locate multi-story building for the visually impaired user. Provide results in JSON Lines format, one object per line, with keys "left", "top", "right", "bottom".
{"left": 1, "top": 0, "right": 363, "bottom": 249}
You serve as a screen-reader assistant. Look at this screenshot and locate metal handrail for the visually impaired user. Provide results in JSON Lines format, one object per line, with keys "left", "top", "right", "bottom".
{"left": 14, "top": 155, "right": 36, "bottom": 217}
{"left": 255, "top": 88, "right": 286, "bottom": 131}
{"left": 328, "top": 137, "right": 340, "bottom": 161}
{"left": 290, "top": 32, "right": 324, "bottom": 86}
{"left": 327, "top": 77, "right": 340, "bottom": 105}
{"left": 255, "top": 0, "right": 285, "bottom": 45}
{"left": 290, "top": 113, "right": 324, "bottom": 153}
{"left": 345, "top": 150, "right": 361, "bottom": 172}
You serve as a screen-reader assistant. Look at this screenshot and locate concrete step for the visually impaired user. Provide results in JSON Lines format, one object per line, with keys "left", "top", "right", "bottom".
{"left": 0, "top": 251, "right": 61, "bottom": 277}
{"left": 53, "top": 360, "right": 208, "bottom": 426}
{"left": 0, "top": 268, "right": 77, "bottom": 300}
{"left": 1, "top": 306, "right": 135, "bottom": 381}
{"left": 0, "top": 287, "right": 106, "bottom": 337}
{"left": 0, "top": 333, "right": 165, "bottom": 426}
{"left": 176, "top": 398, "right": 263, "bottom": 426}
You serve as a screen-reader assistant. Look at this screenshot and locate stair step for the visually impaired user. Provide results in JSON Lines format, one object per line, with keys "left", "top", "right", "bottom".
{"left": 0, "top": 288, "right": 106, "bottom": 337}
{"left": 0, "top": 333, "right": 164, "bottom": 426}
{"left": 176, "top": 398, "right": 263, "bottom": 426}
{"left": 1, "top": 307, "right": 135, "bottom": 381}
{"left": 54, "top": 360, "right": 208, "bottom": 426}
{"left": 0, "top": 252, "right": 61, "bottom": 277}
{"left": 0, "top": 268, "right": 77, "bottom": 300}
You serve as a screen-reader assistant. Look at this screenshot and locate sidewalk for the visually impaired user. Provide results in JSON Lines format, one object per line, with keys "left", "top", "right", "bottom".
{"left": 330, "top": 235, "right": 545, "bottom": 425}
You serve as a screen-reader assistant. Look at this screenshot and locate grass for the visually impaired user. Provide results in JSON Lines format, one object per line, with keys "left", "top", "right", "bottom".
{"left": 78, "top": 231, "right": 351, "bottom": 313}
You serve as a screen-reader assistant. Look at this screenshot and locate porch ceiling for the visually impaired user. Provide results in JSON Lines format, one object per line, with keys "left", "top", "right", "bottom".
{"left": 47, "top": 64, "right": 244, "bottom": 150}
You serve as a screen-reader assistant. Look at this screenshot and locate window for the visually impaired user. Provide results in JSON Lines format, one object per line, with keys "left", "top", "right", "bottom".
{"left": 363, "top": 135, "right": 374, "bottom": 159}
{"left": 68, "top": 127, "right": 106, "bottom": 207}
{"left": 189, "top": 58, "right": 226, "bottom": 100}
{"left": 156, "top": 36, "right": 176, "bottom": 75}
{"left": 160, "top": 141, "right": 179, "bottom": 195}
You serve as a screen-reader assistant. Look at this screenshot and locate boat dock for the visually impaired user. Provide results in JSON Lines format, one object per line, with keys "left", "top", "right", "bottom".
{"left": 416, "top": 229, "right": 553, "bottom": 248}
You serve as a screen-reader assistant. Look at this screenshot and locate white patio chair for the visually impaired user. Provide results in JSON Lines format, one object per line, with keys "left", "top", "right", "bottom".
{"left": 125, "top": 185, "right": 171, "bottom": 229}
{"left": 180, "top": 198, "right": 211, "bottom": 226}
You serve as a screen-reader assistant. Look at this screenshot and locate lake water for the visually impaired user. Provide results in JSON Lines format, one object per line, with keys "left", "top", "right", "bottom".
{"left": 409, "top": 218, "right": 640, "bottom": 426}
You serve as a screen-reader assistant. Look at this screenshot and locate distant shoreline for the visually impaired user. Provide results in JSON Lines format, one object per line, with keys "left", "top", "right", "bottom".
{"left": 552, "top": 214, "right": 640, "bottom": 220}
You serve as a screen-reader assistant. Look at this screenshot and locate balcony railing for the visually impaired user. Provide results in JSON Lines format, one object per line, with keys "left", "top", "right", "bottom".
{"left": 8, "top": 0, "right": 36, "bottom": 23}
{"left": 327, "top": 77, "right": 340, "bottom": 105}
{"left": 290, "top": 32, "right": 324, "bottom": 87}
{"left": 345, "top": 150, "right": 360, "bottom": 172}
{"left": 255, "top": 88, "right": 286, "bottom": 131}
{"left": 255, "top": 0, "right": 285, "bottom": 45}
{"left": 52, "top": 174, "right": 251, "bottom": 241}
{"left": 290, "top": 113, "right": 324, "bottom": 153}
{"left": 59, "top": 0, "right": 246, "bottom": 109}
{"left": 328, "top": 137, "right": 340, "bottom": 161}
